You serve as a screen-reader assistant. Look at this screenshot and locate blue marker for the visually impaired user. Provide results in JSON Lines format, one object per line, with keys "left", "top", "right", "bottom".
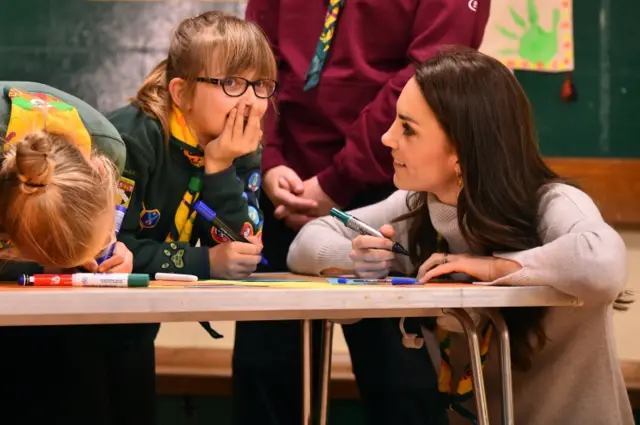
{"left": 193, "top": 201, "right": 268, "bottom": 266}
{"left": 97, "top": 204, "right": 127, "bottom": 264}
{"left": 329, "top": 277, "right": 418, "bottom": 285}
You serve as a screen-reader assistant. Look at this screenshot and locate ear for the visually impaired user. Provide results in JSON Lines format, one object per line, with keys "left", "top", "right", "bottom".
{"left": 449, "top": 153, "right": 461, "bottom": 176}
{"left": 168, "top": 77, "right": 187, "bottom": 110}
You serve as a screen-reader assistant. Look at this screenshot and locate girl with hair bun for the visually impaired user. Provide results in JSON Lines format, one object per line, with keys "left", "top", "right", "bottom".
{"left": 0, "top": 82, "right": 153, "bottom": 425}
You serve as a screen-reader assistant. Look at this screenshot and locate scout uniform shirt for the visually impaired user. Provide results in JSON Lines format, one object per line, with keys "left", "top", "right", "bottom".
{"left": 107, "top": 104, "right": 263, "bottom": 278}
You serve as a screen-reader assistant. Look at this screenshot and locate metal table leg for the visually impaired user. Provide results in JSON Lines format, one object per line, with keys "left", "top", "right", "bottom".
{"left": 443, "top": 309, "right": 490, "bottom": 425}
{"left": 486, "top": 310, "right": 514, "bottom": 425}
{"left": 302, "top": 319, "right": 312, "bottom": 425}
{"left": 318, "top": 320, "right": 334, "bottom": 425}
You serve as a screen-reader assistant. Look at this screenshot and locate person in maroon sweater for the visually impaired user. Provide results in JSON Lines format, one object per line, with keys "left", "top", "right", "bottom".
{"left": 234, "top": 1, "right": 490, "bottom": 424}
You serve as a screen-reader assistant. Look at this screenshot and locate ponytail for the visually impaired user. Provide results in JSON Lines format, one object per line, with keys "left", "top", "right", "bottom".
{"left": 134, "top": 59, "right": 172, "bottom": 140}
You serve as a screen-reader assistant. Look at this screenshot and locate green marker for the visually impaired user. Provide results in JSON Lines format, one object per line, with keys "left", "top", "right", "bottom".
{"left": 329, "top": 208, "right": 410, "bottom": 256}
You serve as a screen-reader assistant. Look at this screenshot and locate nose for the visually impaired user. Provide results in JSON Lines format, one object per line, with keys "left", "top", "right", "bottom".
{"left": 381, "top": 124, "right": 397, "bottom": 149}
{"left": 239, "top": 86, "right": 259, "bottom": 105}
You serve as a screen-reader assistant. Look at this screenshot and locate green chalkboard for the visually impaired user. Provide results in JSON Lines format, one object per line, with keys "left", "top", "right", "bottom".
{"left": 518, "top": 0, "right": 640, "bottom": 158}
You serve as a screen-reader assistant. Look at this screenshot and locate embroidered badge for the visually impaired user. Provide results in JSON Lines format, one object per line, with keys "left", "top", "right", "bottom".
{"left": 242, "top": 192, "right": 249, "bottom": 201}
{"left": 171, "top": 249, "right": 185, "bottom": 268}
{"left": 211, "top": 227, "right": 231, "bottom": 244}
{"left": 247, "top": 172, "right": 261, "bottom": 192}
{"left": 248, "top": 206, "right": 260, "bottom": 225}
{"left": 117, "top": 177, "right": 135, "bottom": 209}
{"left": 182, "top": 149, "right": 205, "bottom": 167}
{"left": 240, "top": 222, "right": 254, "bottom": 239}
{"left": 140, "top": 203, "right": 161, "bottom": 229}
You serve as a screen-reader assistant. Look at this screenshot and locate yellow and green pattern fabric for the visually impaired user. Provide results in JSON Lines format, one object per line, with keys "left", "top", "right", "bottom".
{"left": 166, "top": 105, "right": 205, "bottom": 245}
{"left": 3, "top": 88, "right": 92, "bottom": 155}
{"left": 304, "top": 0, "right": 346, "bottom": 91}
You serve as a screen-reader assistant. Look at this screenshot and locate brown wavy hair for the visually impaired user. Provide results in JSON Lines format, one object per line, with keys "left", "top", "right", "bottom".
{"left": 134, "top": 11, "right": 277, "bottom": 140}
{"left": 395, "top": 46, "right": 632, "bottom": 370}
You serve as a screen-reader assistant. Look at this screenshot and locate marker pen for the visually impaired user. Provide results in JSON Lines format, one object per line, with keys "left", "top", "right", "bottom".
{"left": 97, "top": 204, "right": 127, "bottom": 264}
{"left": 329, "top": 208, "right": 410, "bottom": 256}
{"left": 19, "top": 273, "right": 150, "bottom": 287}
{"left": 333, "top": 277, "right": 418, "bottom": 285}
{"left": 193, "top": 200, "right": 268, "bottom": 265}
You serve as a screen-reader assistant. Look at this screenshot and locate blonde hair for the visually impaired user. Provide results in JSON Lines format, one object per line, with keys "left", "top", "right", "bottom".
{"left": 135, "top": 11, "right": 278, "bottom": 139}
{"left": 0, "top": 131, "right": 117, "bottom": 268}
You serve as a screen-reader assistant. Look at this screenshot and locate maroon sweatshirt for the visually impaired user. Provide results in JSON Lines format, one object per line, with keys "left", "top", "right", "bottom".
{"left": 246, "top": 0, "right": 490, "bottom": 207}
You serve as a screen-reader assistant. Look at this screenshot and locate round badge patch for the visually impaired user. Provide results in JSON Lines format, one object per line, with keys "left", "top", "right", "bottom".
{"left": 248, "top": 206, "right": 260, "bottom": 225}
{"left": 242, "top": 192, "right": 249, "bottom": 201}
{"left": 140, "top": 208, "right": 160, "bottom": 229}
{"left": 211, "top": 227, "right": 231, "bottom": 244}
{"left": 247, "top": 172, "right": 261, "bottom": 192}
{"left": 240, "top": 222, "right": 254, "bottom": 239}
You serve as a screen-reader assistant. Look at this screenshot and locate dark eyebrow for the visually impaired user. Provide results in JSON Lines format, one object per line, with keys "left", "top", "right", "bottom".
{"left": 398, "top": 113, "right": 418, "bottom": 124}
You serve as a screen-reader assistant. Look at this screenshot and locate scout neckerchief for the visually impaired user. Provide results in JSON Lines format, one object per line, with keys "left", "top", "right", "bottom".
{"left": 3, "top": 88, "right": 92, "bottom": 155}
{"left": 435, "top": 233, "right": 494, "bottom": 424}
{"left": 166, "top": 104, "right": 204, "bottom": 245}
{"left": 303, "top": 0, "right": 346, "bottom": 91}
{"left": 167, "top": 105, "right": 222, "bottom": 340}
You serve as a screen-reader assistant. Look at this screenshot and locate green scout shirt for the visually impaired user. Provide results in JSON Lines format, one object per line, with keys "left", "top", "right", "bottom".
{"left": 106, "top": 104, "right": 264, "bottom": 279}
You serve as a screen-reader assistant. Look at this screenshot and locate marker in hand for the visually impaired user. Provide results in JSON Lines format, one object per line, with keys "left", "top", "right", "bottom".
{"left": 97, "top": 204, "right": 127, "bottom": 265}
{"left": 193, "top": 200, "right": 268, "bottom": 265}
{"left": 330, "top": 208, "right": 410, "bottom": 256}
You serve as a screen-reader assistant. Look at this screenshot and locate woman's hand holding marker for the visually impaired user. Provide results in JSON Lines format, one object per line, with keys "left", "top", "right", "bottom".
{"left": 349, "top": 224, "right": 396, "bottom": 279}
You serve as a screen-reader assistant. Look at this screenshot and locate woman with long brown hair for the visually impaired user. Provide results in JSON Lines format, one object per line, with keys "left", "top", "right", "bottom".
{"left": 287, "top": 47, "right": 634, "bottom": 425}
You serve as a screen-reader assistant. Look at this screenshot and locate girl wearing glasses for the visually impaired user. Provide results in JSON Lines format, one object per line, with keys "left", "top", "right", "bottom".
{"left": 108, "top": 10, "right": 277, "bottom": 281}
{"left": 106, "top": 12, "right": 277, "bottom": 406}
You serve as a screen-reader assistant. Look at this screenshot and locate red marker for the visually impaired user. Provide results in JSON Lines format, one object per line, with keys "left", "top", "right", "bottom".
{"left": 19, "top": 274, "right": 73, "bottom": 286}
{"left": 18, "top": 273, "right": 149, "bottom": 287}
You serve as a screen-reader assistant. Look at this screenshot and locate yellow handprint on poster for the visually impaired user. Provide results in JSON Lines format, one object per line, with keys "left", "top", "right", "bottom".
{"left": 479, "top": 0, "right": 573, "bottom": 72}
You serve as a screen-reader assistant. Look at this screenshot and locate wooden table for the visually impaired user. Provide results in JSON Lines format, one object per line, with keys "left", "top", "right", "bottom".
{"left": 0, "top": 274, "right": 581, "bottom": 425}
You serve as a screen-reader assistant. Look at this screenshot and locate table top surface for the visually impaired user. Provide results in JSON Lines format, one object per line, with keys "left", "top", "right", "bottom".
{"left": 0, "top": 273, "right": 580, "bottom": 326}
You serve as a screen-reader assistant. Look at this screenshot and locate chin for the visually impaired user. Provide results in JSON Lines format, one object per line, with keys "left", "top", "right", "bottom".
{"left": 392, "top": 173, "right": 409, "bottom": 190}
{"left": 393, "top": 173, "right": 428, "bottom": 192}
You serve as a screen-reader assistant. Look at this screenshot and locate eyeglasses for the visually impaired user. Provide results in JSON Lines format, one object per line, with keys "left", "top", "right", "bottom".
{"left": 196, "top": 76, "right": 277, "bottom": 99}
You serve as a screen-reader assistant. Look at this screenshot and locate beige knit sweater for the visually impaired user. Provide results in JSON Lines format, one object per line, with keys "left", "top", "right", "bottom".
{"left": 287, "top": 184, "right": 633, "bottom": 425}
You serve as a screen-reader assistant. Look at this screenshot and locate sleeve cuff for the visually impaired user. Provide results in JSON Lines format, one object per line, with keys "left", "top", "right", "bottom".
{"left": 261, "top": 146, "right": 288, "bottom": 173}
{"left": 201, "top": 165, "right": 244, "bottom": 202}
{"left": 183, "top": 247, "right": 211, "bottom": 280}
{"left": 485, "top": 251, "right": 530, "bottom": 286}
{"left": 316, "top": 165, "right": 363, "bottom": 207}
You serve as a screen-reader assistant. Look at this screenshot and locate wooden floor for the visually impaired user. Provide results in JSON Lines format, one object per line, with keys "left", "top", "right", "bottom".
{"left": 156, "top": 346, "right": 640, "bottom": 407}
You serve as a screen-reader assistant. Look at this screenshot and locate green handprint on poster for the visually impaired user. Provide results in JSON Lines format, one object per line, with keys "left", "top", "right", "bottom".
{"left": 497, "top": 0, "right": 560, "bottom": 64}
{"left": 479, "top": 0, "right": 573, "bottom": 72}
